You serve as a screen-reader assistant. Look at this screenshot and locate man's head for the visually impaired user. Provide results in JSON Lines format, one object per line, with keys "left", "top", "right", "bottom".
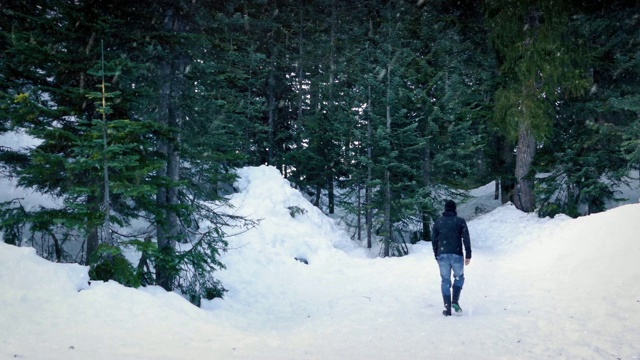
{"left": 445, "top": 200, "right": 456, "bottom": 212}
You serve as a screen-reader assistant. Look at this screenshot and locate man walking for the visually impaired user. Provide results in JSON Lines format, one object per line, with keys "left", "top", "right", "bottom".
{"left": 432, "top": 200, "right": 471, "bottom": 316}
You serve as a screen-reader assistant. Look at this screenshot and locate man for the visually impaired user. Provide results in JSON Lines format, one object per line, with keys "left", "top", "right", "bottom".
{"left": 432, "top": 200, "right": 471, "bottom": 316}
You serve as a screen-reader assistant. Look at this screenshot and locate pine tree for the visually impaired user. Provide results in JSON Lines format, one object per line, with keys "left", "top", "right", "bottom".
{"left": 536, "top": 1, "right": 639, "bottom": 217}
{"left": 486, "top": 0, "right": 591, "bottom": 212}
{"left": 412, "top": 0, "right": 495, "bottom": 237}
{"left": 0, "top": 0, "right": 134, "bottom": 262}
{"left": 0, "top": 0, "right": 249, "bottom": 304}
{"left": 129, "top": 0, "right": 258, "bottom": 301}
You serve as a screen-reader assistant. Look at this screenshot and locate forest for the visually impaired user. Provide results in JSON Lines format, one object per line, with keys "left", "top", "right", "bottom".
{"left": 1, "top": 0, "right": 638, "bottom": 304}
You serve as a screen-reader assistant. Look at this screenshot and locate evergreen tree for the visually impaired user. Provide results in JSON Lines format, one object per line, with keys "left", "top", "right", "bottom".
{"left": 126, "top": 0, "right": 256, "bottom": 301}
{"left": 486, "top": 0, "right": 591, "bottom": 212}
{"left": 328, "top": 0, "right": 494, "bottom": 254}
{"left": 0, "top": 0, "right": 249, "bottom": 304}
{"left": 536, "top": 1, "right": 639, "bottom": 217}
{"left": 281, "top": 0, "right": 351, "bottom": 215}
{"left": 0, "top": 0, "right": 147, "bottom": 263}
{"left": 413, "top": 0, "right": 495, "bottom": 238}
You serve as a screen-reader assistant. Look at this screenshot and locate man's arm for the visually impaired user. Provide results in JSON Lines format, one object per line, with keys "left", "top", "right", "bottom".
{"left": 461, "top": 219, "right": 471, "bottom": 264}
{"left": 431, "top": 221, "right": 439, "bottom": 259}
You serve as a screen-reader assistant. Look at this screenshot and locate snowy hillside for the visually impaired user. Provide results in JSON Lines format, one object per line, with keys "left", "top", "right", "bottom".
{"left": 1, "top": 165, "right": 639, "bottom": 360}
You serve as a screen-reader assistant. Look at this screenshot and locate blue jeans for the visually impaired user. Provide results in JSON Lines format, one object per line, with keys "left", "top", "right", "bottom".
{"left": 438, "top": 254, "right": 465, "bottom": 299}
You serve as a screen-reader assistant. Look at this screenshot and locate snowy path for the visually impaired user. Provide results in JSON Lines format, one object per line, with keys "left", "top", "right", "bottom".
{"left": 1, "top": 166, "right": 639, "bottom": 359}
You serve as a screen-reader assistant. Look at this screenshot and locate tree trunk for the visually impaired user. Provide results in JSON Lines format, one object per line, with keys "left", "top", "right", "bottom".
{"left": 86, "top": 225, "right": 99, "bottom": 264}
{"left": 100, "top": 40, "right": 112, "bottom": 247}
{"left": 328, "top": 175, "right": 335, "bottom": 214}
{"left": 383, "top": 60, "right": 392, "bottom": 258}
{"left": 137, "top": 236, "right": 152, "bottom": 286}
{"left": 422, "top": 138, "right": 431, "bottom": 242}
{"left": 365, "top": 17, "right": 374, "bottom": 250}
{"left": 267, "top": 69, "right": 275, "bottom": 165}
{"left": 327, "top": 0, "right": 336, "bottom": 215}
{"left": 314, "top": 184, "right": 321, "bottom": 207}
{"left": 156, "top": 57, "right": 173, "bottom": 291}
{"left": 499, "top": 135, "right": 516, "bottom": 204}
{"left": 514, "top": 122, "right": 536, "bottom": 212}
{"left": 356, "top": 181, "right": 362, "bottom": 242}
{"left": 384, "top": 165, "right": 391, "bottom": 257}
{"left": 297, "top": 8, "right": 304, "bottom": 126}
{"left": 50, "top": 232, "right": 62, "bottom": 263}
{"left": 366, "top": 86, "right": 373, "bottom": 249}
{"left": 156, "top": 5, "right": 186, "bottom": 291}
{"left": 85, "top": 195, "right": 100, "bottom": 264}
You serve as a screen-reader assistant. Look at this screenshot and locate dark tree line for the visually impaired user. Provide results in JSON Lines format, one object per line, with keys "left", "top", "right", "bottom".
{"left": 1, "top": 0, "right": 638, "bottom": 302}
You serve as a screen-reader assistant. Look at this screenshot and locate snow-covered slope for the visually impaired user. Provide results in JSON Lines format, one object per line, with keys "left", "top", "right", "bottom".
{"left": 1, "top": 165, "right": 639, "bottom": 360}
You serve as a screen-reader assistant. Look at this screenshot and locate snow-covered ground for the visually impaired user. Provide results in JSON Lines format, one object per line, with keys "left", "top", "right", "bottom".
{"left": 1, "top": 165, "right": 640, "bottom": 360}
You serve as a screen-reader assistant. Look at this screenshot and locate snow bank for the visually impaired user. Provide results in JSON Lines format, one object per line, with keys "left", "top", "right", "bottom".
{"left": 488, "top": 203, "right": 640, "bottom": 359}
{"left": 0, "top": 244, "right": 89, "bottom": 301}
{"left": 469, "top": 202, "right": 572, "bottom": 252}
{"left": 0, "top": 241, "right": 260, "bottom": 360}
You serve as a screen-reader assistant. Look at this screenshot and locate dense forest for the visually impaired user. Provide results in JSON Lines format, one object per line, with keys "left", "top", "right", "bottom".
{"left": 1, "top": 0, "right": 638, "bottom": 304}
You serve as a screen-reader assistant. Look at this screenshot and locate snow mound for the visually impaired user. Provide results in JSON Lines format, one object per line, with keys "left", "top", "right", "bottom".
{"left": 515, "top": 203, "right": 640, "bottom": 298}
{"left": 469, "top": 202, "right": 572, "bottom": 251}
{"left": 487, "top": 204, "right": 640, "bottom": 359}
{"left": 0, "top": 244, "right": 89, "bottom": 301}
{"left": 203, "top": 166, "right": 369, "bottom": 325}
{"left": 0, "top": 242, "right": 258, "bottom": 360}
{"left": 230, "top": 165, "right": 363, "bottom": 256}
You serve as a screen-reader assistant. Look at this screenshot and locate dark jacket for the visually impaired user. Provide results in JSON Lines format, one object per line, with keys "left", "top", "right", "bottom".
{"left": 431, "top": 210, "right": 471, "bottom": 259}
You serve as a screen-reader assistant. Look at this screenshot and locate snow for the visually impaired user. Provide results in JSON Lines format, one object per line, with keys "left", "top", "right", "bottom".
{"left": 1, "top": 164, "right": 640, "bottom": 360}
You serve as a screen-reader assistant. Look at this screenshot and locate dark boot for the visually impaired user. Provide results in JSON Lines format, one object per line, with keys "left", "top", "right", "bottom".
{"left": 452, "top": 286, "right": 462, "bottom": 313}
{"left": 442, "top": 294, "right": 452, "bottom": 316}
